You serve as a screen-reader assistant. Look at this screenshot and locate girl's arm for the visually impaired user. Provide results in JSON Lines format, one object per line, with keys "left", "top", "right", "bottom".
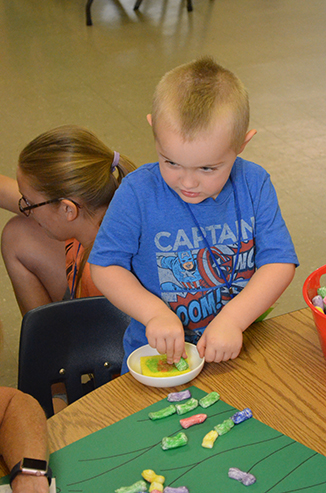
{"left": 90, "top": 264, "right": 187, "bottom": 363}
{"left": 0, "top": 175, "right": 21, "bottom": 214}
{"left": 197, "top": 262, "right": 296, "bottom": 362}
{"left": 0, "top": 387, "right": 49, "bottom": 493}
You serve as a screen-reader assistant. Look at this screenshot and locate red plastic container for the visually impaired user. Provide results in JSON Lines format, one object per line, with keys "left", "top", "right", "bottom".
{"left": 303, "top": 265, "right": 326, "bottom": 359}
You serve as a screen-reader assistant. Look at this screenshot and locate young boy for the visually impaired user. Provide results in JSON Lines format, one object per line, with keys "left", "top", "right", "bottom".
{"left": 89, "top": 57, "right": 298, "bottom": 373}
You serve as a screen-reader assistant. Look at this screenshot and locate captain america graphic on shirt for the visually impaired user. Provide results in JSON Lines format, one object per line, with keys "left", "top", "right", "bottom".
{"left": 157, "top": 239, "right": 255, "bottom": 331}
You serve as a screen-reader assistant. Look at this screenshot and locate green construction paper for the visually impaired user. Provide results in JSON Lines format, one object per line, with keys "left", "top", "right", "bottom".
{"left": 2, "top": 386, "right": 325, "bottom": 492}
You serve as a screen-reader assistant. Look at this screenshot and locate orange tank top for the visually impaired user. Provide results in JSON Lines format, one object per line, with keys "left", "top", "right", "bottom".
{"left": 65, "top": 238, "right": 103, "bottom": 299}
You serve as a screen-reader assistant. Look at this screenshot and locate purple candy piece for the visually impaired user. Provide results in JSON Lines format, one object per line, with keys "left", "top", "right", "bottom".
{"left": 312, "top": 295, "right": 324, "bottom": 310}
{"left": 242, "top": 473, "right": 256, "bottom": 486}
{"left": 163, "top": 488, "right": 189, "bottom": 493}
{"left": 167, "top": 389, "right": 192, "bottom": 402}
{"left": 228, "top": 467, "right": 246, "bottom": 481}
{"left": 228, "top": 467, "right": 256, "bottom": 486}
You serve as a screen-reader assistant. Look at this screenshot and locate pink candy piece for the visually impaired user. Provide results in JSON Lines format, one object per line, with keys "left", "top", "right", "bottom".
{"left": 180, "top": 413, "right": 207, "bottom": 429}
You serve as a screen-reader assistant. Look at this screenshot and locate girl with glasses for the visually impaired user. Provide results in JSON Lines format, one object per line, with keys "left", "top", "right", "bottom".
{"left": 1, "top": 125, "right": 136, "bottom": 315}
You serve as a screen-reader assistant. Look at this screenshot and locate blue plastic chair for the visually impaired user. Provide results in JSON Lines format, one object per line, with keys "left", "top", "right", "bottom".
{"left": 18, "top": 296, "right": 130, "bottom": 417}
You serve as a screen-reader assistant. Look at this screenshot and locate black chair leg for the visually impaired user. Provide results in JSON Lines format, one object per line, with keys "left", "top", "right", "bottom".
{"left": 134, "top": 0, "right": 192, "bottom": 12}
{"left": 86, "top": 0, "right": 94, "bottom": 25}
{"left": 134, "top": 0, "right": 143, "bottom": 10}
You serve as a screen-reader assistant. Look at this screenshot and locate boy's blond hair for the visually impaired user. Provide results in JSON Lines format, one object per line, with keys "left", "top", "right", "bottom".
{"left": 151, "top": 56, "right": 249, "bottom": 152}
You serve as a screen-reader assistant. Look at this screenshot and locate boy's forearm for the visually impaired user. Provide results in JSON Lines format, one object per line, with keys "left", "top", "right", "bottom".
{"left": 90, "top": 264, "right": 172, "bottom": 325}
{"left": 220, "top": 263, "right": 296, "bottom": 331}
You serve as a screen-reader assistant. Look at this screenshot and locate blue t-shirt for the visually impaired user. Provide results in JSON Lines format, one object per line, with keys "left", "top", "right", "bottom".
{"left": 89, "top": 158, "right": 298, "bottom": 370}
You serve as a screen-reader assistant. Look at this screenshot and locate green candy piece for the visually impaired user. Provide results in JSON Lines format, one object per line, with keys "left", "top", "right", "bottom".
{"left": 162, "top": 431, "right": 188, "bottom": 450}
{"left": 148, "top": 404, "right": 176, "bottom": 420}
{"left": 317, "top": 286, "right": 326, "bottom": 298}
{"left": 214, "top": 418, "right": 234, "bottom": 435}
{"left": 174, "top": 357, "right": 189, "bottom": 371}
{"left": 115, "top": 479, "right": 147, "bottom": 493}
{"left": 199, "top": 391, "right": 220, "bottom": 408}
{"left": 175, "top": 397, "right": 198, "bottom": 415}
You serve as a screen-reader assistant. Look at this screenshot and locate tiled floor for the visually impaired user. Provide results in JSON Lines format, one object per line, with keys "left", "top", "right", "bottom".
{"left": 0, "top": 0, "right": 325, "bottom": 387}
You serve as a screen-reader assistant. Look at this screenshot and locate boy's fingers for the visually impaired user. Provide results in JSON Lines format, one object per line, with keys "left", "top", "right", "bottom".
{"left": 166, "top": 338, "right": 176, "bottom": 364}
{"left": 196, "top": 335, "right": 206, "bottom": 358}
{"left": 173, "top": 338, "right": 186, "bottom": 363}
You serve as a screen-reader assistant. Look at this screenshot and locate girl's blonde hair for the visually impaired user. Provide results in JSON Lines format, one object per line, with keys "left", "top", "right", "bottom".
{"left": 18, "top": 125, "right": 136, "bottom": 295}
{"left": 151, "top": 56, "right": 249, "bottom": 152}
{"left": 19, "top": 125, "right": 136, "bottom": 215}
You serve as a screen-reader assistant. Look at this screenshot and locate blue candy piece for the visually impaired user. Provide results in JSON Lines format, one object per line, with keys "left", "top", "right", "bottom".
{"left": 231, "top": 408, "right": 253, "bottom": 424}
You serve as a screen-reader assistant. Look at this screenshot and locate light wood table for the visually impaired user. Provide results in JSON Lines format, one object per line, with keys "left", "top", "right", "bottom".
{"left": 1, "top": 307, "right": 325, "bottom": 480}
{"left": 47, "top": 307, "right": 326, "bottom": 457}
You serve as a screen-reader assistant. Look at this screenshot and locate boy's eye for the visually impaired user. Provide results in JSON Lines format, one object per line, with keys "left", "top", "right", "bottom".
{"left": 201, "top": 166, "right": 216, "bottom": 172}
{"left": 166, "top": 160, "right": 177, "bottom": 166}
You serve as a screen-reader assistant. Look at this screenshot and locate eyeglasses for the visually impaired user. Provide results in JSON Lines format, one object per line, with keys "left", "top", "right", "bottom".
{"left": 19, "top": 196, "right": 81, "bottom": 217}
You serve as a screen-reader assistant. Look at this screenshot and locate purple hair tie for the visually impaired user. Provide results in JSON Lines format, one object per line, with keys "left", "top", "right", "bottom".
{"left": 111, "top": 151, "right": 120, "bottom": 172}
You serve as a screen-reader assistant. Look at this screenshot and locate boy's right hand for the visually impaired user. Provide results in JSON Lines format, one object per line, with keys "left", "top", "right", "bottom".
{"left": 146, "top": 311, "right": 187, "bottom": 365}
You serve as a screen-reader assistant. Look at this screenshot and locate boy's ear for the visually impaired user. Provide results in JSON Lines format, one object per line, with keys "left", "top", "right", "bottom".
{"left": 60, "top": 199, "right": 79, "bottom": 221}
{"left": 238, "top": 129, "right": 257, "bottom": 154}
{"left": 147, "top": 114, "right": 152, "bottom": 126}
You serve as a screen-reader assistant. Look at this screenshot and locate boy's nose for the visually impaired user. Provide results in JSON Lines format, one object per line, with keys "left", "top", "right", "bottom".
{"left": 180, "top": 170, "right": 198, "bottom": 189}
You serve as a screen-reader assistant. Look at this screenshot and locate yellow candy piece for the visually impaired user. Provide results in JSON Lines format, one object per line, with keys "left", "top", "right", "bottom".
{"left": 315, "top": 306, "right": 324, "bottom": 313}
{"left": 153, "top": 475, "right": 165, "bottom": 484}
{"left": 149, "top": 482, "right": 164, "bottom": 492}
{"left": 142, "top": 470, "right": 165, "bottom": 484}
{"left": 202, "top": 429, "right": 218, "bottom": 448}
{"left": 142, "top": 470, "right": 157, "bottom": 482}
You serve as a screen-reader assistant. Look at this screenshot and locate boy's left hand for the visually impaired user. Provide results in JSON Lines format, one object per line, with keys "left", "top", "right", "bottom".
{"left": 196, "top": 319, "right": 243, "bottom": 362}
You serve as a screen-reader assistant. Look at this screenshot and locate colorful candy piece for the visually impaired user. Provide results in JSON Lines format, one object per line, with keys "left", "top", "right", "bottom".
{"left": 148, "top": 405, "right": 176, "bottom": 420}
{"left": 202, "top": 429, "right": 218, "bottom": 448}
{"left": 163, "top": 487, "right": 189, "bottom": 493}
{"left": 162, "top": 432, "right": 188, "bottom": 450}
{"left": 150, "top": 482, "right": 163, "bottom": 492}
{"left": 199, "top": 391, "right": 220, "bottom": 408}
{"left": 175, "top": 398, "right": 198, "bottom": 415}
{"left": 312, "top": 295, "right": 324, "bottom": 310}
{"left": 142, "top": 470, "right": 165, "bottom": 484}
{"left": 167, "top": 389, "right": 192, "bottom": 402}
{"left": 228, "top": 467, "right": 256, "bottom": 486}
{"left": 214, "top": 418, "right": 234, "bottom": 435}
{"left": 242, "top": 474, "right": 257, "bottom": 486}
{"left": 115, "top": 479, "right": 147, "bottom": 493}
{"left": 315, "top": 306, "right": 324, "bottom": 314}
{"left": 174, "top": 357, "right": 189, "bottom": 371}
{"left": 231, "top": 408, "right": 253, "bottom": 424}
{"left": 180, "top": 413, "right": 207, "bottom": 429}
{"left": 317, "top": 286, "right": 326, "bottom": 298}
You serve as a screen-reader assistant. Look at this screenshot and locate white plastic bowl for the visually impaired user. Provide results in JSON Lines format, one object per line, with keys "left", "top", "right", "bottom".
{"left": 127, "top": 342, "right": 205, "bottom": 388}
